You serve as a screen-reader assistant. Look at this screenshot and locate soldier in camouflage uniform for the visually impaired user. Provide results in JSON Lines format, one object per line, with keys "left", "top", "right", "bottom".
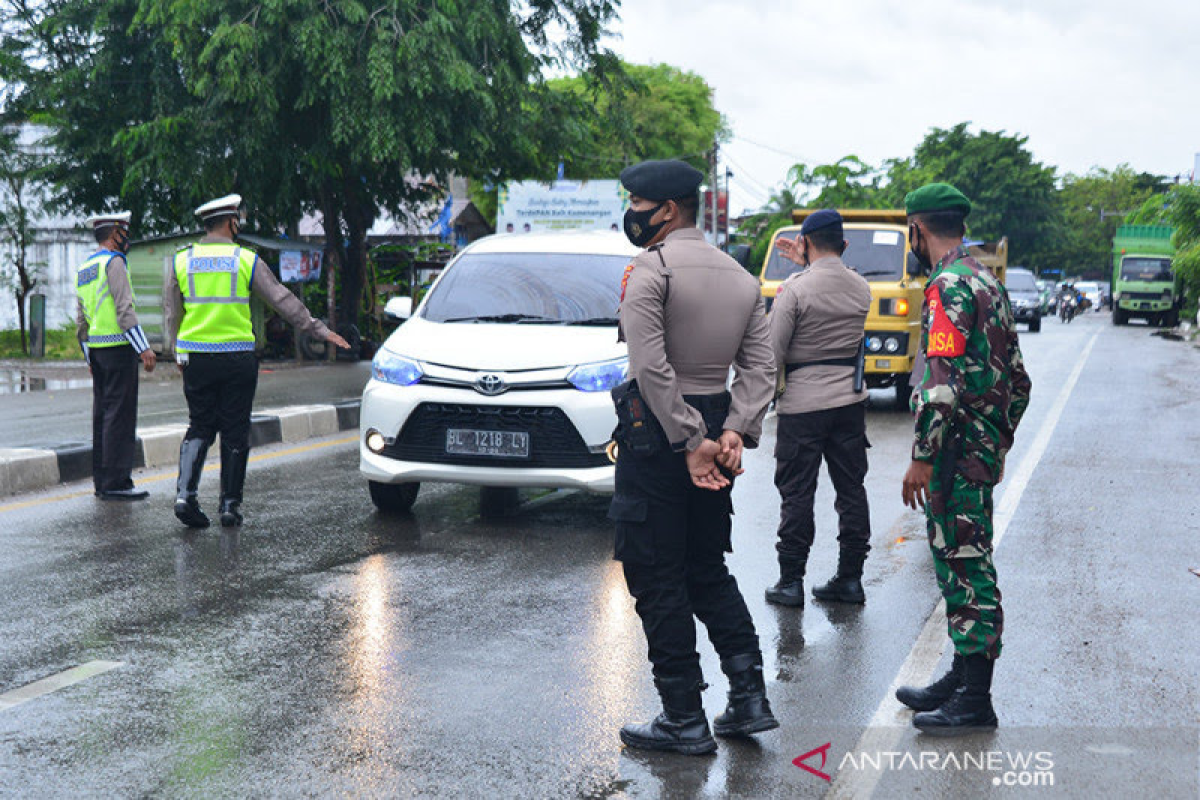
{"left": 896, "top": 183, "right": 1032, "bottom": 736}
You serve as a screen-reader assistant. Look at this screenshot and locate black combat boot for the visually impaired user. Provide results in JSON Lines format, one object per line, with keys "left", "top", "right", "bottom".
{"left": 913, "top": 654, "right": 998, "bottom": 736}
{"left": 812, "top": 553, "right": 866, "bottom": 604}
{"left": 765, "top": 558, "right": 805, "bottom": 607}
{"left": 174, "top": 438, "right": 211, "bottom": 529}
{"left": 218, "top": 443, "right": 249, "bottom": 527}
{"left": 896, "top": 653, "right": 964, "bottom": 711}
{"left": 619, "top": 677, "right": 718, "bottom": 756}
{"left": 712, "top": 653, "right": 780, "bottom": 737}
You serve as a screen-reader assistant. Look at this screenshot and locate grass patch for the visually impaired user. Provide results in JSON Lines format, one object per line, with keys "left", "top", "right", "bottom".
{"left": 0, "top": 325, "right": 84, "bottom": 360}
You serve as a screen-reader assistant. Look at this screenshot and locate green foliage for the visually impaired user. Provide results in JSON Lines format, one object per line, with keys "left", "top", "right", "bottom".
{"left": 548, "top": 62, "right": 727, "bottom": 177}
{"left": 883, "top": 124, "right": 1060, "bottom": 270}
{"left": 1058, "top": 165, "right": 1167, "bottom": 277}
{"left": 0, "top": 324, "right": 80, "bottom": 360}
{"left": 1147, "top": 183, "right": 1200, "bottom": 314}
{"left": 788, "top": 155, "right": 886, "bottom": 209}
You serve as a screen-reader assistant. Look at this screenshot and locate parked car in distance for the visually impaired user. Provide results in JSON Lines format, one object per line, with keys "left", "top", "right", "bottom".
{"left": 1076, "top": 281, "right": 1103, "bottom": 312}
{"left": 1005, "top": 268, "right": 1043, "bottom": 332}
{"left": 360, "top": 231, "right": 639, "bottom": 513}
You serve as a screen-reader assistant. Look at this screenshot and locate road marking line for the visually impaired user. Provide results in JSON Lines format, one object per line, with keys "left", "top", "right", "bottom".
{"left": 827, "top": 328, "right": 1100, "bottom": 799}
{"left": 0, "top": 660, "right": 125, "bottom": 712}
{"left": 0, "top": 435, "right": 357, "bottom": 515}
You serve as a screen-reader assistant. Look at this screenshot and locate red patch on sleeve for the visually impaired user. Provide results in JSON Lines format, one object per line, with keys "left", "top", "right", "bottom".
{"left": 926, "top": 285, "right": 966, "bottom": 358}
{"left": 619, "top": 262, "right": 635, "bottom": 302}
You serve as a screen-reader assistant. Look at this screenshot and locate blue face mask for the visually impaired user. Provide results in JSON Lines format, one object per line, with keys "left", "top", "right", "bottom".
{"left": 623, "top": 203, "right": 665, "bottom": 248}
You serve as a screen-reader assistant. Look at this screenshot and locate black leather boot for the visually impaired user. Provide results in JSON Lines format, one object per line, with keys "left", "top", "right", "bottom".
{"left": 913, "top": 654, "right": 998, "bottom": 736}
{"left": 218, "top": 443, "right": 249, "bottom": 527}
{"left": 812, "top": 554, "right": 866, "bottom": 604}
{"left": 174, "top": 438, "right": 211, "bottom": 529}
{"left": 619, "top": 677, "right": 718, "bottom": 756}
{"left": 765, "top": 558, "right": 805, "bottom": 607}
{"left": 896, "top": 654, "right": 964, "bottom": 711}
{"left": 713, "top": 653, "right": 780, "bottom": 737}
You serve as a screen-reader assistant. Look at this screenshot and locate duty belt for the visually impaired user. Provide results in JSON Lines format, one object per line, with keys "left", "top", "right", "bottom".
{"left": 783, "top": 355, "right": 858, "bottom": 376}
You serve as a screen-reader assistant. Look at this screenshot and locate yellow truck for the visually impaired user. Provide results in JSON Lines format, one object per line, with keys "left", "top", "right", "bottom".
{"left": 760, "top": 209, "right": 1007, "bottom": 408}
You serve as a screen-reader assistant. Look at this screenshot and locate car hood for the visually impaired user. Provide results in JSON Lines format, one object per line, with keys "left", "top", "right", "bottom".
{"left": 382, "top": 316, "right": 626, "bottom": 371}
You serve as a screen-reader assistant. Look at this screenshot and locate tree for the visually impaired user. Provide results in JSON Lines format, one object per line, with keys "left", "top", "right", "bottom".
{"left": 0, "top": 126, "right": 46, "bottom": 354}
{"left": 787, "top": 155, "right": 886, "bottom": 209}
{"left": 1128, "top": 183, "right": 1200, "bottom": 315}
{"left": 1057, "top": 165, "right": 1168, "bottom": 278}
{"left": 883, "top": 124, "right": 1061, "bottom": 271}
{"left": 548, "top": 61, "right": 728, "bottom": 177}
{"left": 10, "top": 0, "right": 620, "bottom": 331}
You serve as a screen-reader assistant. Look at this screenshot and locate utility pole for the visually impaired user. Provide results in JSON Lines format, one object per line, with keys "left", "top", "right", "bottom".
{"left": 724, "top": 166, "right": 734, "bottom": 250}
{"left": 709, "top": 143, "right": 719, "bottom": 246}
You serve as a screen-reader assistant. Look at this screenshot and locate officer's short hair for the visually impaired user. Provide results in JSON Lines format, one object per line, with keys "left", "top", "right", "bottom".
{"left": 913, "top": 211, "right": 966, "bottom": 238}
{"left": 805, "top": 226, "right": 843, "bottom": 253}
{"left": 203, "top": 213, "right": 237, "bottom": 232}
{"left": 672, "top": 193, "right": 699, "bottom": 223}
{"left": 93, "top": 225, "right": 116, "bottom": 245}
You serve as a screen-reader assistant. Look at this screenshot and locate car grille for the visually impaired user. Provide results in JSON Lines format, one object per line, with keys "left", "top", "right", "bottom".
{"left": 1124, "top": 292, "right": 1165, "bottom": 301}
{"left": 382, "top": 402, "right": 610, "bottom": 469}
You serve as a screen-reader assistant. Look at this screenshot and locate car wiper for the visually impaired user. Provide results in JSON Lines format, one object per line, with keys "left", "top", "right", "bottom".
{"left": 443, "top": 313, "right": 556, "bottom": 323}
{"left": 857, "top": 270, "right": 898, "bottom": 277}
{"left": 564, "top": 317, "right": 620, "bottom": 326}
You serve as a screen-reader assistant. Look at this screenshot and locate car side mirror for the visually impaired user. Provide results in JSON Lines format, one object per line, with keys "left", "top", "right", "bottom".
{"left": 906, "top": 252, "right": 925, "bottom": 277}
{"left": 384, "top": 296, "right": 413, "bottom": 321}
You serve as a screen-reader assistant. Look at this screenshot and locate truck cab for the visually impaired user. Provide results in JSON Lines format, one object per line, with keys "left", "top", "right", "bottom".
{"left": 1112, "top": 225, "right": 1177, "bottom": 327}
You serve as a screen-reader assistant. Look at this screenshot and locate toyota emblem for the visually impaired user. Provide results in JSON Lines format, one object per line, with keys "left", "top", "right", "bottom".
{"left": 475, "top": 373, "right": 507, "bottom": 396}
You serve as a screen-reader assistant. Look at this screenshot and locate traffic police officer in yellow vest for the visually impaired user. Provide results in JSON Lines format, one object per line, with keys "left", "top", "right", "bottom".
{"left": 75, "top": 211, "right": 157, "bottom": 500}
{"left": 164, "top": 194, "right": 349, "bottom": 528}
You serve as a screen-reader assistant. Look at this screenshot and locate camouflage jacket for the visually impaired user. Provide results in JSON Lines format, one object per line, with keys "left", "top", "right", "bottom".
{"left": 911, "top": 245, "right": 1032, "bottom": 484}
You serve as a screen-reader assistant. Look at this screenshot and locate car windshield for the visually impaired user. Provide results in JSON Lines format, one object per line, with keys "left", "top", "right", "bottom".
{"left": 1076, "top": 282, "right": 1099, "bottom": 293}
{"left": 421, "top": 252, "right": 631, "bottom": 324}
{"left": 1005, "top": 271, "right": 1038, "bottom": 293}
{"left": 1120, "top": 257, "right": 1172, "bottom": 283}
{"left": 763, "top": 227, "right": 905, "bottom": 281}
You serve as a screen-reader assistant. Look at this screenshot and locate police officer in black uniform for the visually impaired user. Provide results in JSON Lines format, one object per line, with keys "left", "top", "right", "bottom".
{"left": 610, "top": 160, "right": 778, "bottom": 755}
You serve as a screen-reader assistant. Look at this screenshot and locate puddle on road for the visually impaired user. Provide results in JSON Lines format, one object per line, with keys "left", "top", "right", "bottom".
{"left": 0, "top": 369, "right": 90, "bottom": 394}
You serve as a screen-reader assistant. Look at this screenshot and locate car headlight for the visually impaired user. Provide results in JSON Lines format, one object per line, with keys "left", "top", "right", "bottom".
{"left": 867, "top": 336, "right": 883, "bottom": 353}
{"left": 568, "top": 357, "right": 629, "bottom": 392}
{"left": 372, "top": 349, "right": 423, "bottom": 386}
{"left": 884, "top": 337, "right": 901, "bottom": 354}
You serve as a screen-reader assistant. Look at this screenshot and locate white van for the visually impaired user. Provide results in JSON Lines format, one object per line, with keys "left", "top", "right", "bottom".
{"left": 359, "top": 231, "right": 638, "bottom": 511}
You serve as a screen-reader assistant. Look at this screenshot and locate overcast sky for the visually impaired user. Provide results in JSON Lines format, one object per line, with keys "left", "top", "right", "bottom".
{"left": 607, "top": 0, "right": 1198, "bottom": 214}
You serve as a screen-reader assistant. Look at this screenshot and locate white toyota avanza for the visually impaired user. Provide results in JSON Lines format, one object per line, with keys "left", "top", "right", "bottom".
{"left": 359, "top": 231, "right": 638, "bottom": 512}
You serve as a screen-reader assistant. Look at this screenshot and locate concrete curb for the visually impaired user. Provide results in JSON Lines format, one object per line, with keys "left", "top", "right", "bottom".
{"left": 0, "top": 401, "right": 361, "bottom": 498}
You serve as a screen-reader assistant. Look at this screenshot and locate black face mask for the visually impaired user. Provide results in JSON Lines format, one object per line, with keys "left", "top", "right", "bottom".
{"left": 623, "top": 203, "right": 666, "bottom": 248}
{"left": 909, "top": 224, "right": 933, "bottom": 273}
{"left": 113, "top": 228, "right": 130, "bottom": 254}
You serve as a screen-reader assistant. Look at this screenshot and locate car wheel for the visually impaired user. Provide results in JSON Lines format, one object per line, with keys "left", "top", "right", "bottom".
{"left": 368, "top": 480, "right": 420, "bottom": 513}
{"left": 895, "top": 375, "right": 913, "bottom": 411}
{"left": 1029, "top": 316, "right": 1041, "bottom": 333}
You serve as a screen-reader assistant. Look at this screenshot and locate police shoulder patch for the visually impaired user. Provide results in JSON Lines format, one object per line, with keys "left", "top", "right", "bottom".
{"left": 925, "top": 284, "right": 966, "bottom": 358}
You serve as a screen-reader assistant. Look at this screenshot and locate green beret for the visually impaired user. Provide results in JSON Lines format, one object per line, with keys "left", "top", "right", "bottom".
{"left": 619, "top": 159, "right": 704, "bottom": 201}
{"left": 904, "top": 182, "right": 972, "bottom": 217}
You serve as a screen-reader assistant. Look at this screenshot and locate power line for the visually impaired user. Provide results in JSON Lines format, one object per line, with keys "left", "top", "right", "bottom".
{"left": 722, "top": 151, "right": 777, "bottom": 196}
{"left": 731, "top": 134, "right": 817, "bottom": 166}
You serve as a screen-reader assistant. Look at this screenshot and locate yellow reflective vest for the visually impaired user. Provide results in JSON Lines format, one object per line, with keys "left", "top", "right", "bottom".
{"left": 173, "top": 242, "right": 256, "bottom": 353}
{"left": 76, "top": 250, "right": 127, "bottom": 348}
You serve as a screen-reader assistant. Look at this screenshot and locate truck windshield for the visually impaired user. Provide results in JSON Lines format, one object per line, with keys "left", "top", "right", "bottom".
{"left": 423, "top": 253, "right": 631, "bottom": 324}
{"left": 1120, "top": 257, "right": 1172, "bottom": 283}
{"left": 764, "top": 227, "right": 905, "bottom": 282}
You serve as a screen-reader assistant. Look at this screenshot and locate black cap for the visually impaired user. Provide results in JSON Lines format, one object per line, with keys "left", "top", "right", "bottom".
{"left": 799, "top": 208, "right": 843, "bottom": 238}
{"left": 619, "top": 159, "right": 704, "bottom": 201}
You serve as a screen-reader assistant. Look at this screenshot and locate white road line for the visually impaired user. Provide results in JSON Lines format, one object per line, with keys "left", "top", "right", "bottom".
{"left": 827, "top": 328, "right": 1101, "bottom": 799}
{"left": 0, "top": 660, "right": 125, "bottom": 712}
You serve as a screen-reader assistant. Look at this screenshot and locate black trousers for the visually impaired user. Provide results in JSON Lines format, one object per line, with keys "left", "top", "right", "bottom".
{"left": 181, "top": 352, "right": 259, "bottom": 449}
{"left": 90, "top": 345, "right": 139, "bottom": 493}
{"left": 609, "top": 394, "right": 759, "bottom": 684}
{"left": 773, "top": 401, "right": 871, "bottom": 568}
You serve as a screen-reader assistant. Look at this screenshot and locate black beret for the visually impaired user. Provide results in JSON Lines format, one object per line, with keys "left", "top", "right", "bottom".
{"left": 619, "top": 159, "right": 704, "bottom": 201}
{"left": 800, "top": 208, "right": 843, "bottom": 237}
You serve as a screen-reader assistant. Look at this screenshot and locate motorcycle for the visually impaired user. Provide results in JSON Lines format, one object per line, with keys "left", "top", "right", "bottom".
{"left": 1059, "top": 295, "right": 1076, "bottom": 323}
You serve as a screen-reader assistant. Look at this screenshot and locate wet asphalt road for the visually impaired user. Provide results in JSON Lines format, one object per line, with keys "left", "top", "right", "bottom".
{"left": 0, "top": 310, "right": 1197, "bottom": 798}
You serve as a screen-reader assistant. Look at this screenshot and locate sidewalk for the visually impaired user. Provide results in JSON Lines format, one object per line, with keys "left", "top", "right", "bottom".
{"left": 0, "top": 360, "right": 371, "bottom": 497}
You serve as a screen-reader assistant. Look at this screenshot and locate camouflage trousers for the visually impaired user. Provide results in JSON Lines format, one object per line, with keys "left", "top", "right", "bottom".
{"left": 926, "top": 464, "right": 1003, "bottom": 659}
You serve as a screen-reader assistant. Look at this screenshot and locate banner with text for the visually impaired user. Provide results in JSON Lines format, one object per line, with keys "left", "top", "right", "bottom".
{"left": 497, "top": 180, "right": 628, "bottom": 233}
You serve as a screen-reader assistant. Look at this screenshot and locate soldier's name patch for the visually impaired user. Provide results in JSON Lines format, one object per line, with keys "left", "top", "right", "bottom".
{"left": 926, "top": 286, "right": 966, "bottom": 357}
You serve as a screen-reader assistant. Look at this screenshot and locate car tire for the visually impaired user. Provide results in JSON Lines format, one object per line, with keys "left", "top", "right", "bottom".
{"left": 895, "top": 375, "right": 913, "bottom": 411}
{"left": 368, "top": 480, "right": 420, "bottom": 513}
{"left": 1029, "top": 316, "right": 1041, "bottom": 333}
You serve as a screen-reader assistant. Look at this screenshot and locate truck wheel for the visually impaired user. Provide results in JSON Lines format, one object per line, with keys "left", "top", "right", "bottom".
{"left": 895, "top": 376, "right": 913, "bottom": 411}
{"left": 1112, "top": 308, "right": 1125, "bottom": 326}
{"left": 368, "top": 481, "right": 420, "bottom": 513}
{"left": 1165, "top": 310, "right": 1180, "bottom": 328}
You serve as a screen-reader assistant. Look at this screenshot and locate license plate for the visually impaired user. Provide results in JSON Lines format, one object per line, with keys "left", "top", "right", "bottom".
{"left": 445, "top": 429, "right": 530, "bottom": 458}
{"left": 875, "top": 359, "right": 891, "bottom": 369}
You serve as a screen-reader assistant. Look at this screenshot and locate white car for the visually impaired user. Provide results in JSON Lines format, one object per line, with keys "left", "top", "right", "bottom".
{"left": 359, "top": 231, "right": 639, "bottom": 512}
{"left": 1076, "top": 281, "right": 1103, "bottom": 311}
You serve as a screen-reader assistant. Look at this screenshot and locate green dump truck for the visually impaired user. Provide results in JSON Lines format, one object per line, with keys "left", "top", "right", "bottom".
{"left": 1112, "top": 225, "right": 1178, "bottom": 327}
